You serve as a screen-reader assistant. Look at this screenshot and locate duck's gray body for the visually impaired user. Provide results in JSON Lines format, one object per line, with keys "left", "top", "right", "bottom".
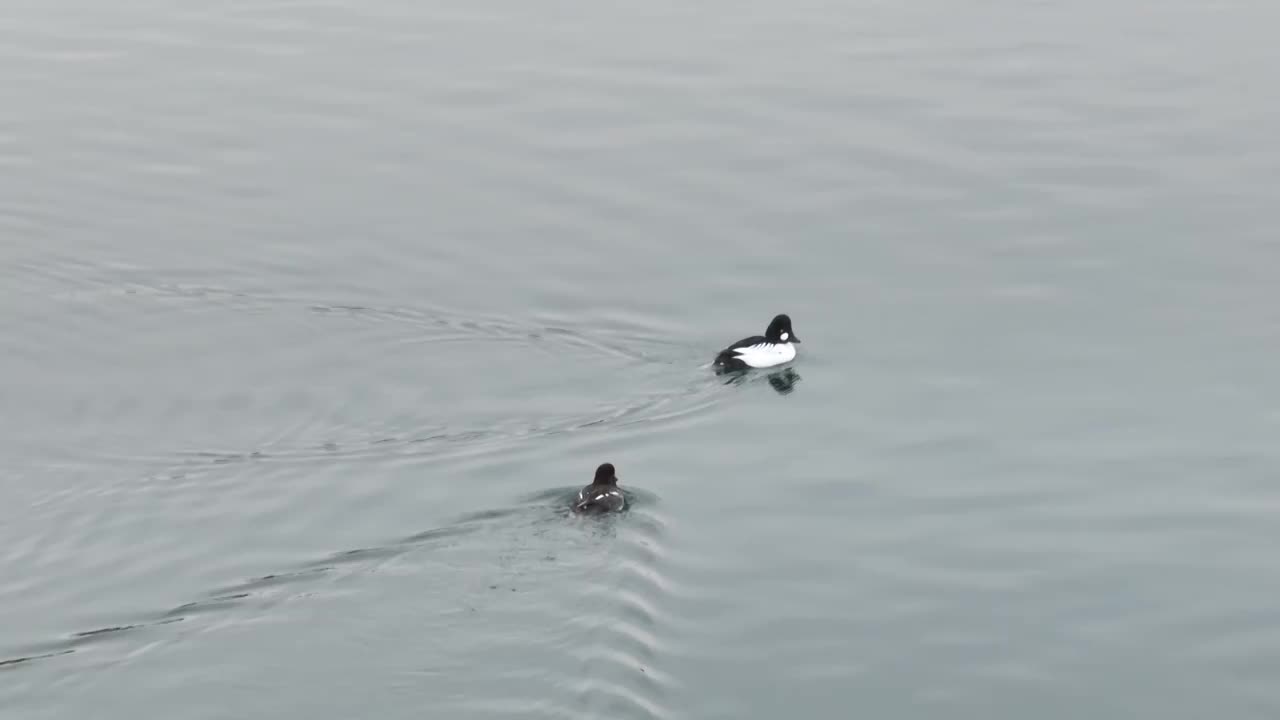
{"left": 573, "top": 485, "right": 625, "bottom": 513}
{"left": 573, "top": 462, "right": 625, "bottom": 513}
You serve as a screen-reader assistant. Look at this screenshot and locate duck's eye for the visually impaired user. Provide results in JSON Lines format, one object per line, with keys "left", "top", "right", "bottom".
{"left": 780, "top": 332, "right": 789, "bottom": 341}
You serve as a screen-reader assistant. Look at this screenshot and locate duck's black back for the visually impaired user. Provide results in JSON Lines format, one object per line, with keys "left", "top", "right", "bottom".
{"left": 574, "top": 484, "right": 625, "bottom": 513}
{"left": 714, "top": 335, "right": 766, "bottom": 370}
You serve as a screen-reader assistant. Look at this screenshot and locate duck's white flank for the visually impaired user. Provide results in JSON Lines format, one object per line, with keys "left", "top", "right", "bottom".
{"left": 732, "top": 342, "right": 797, "bottom": 368}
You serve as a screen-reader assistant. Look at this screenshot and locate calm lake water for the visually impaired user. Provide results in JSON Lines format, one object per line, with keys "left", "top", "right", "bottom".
{"left": 4, "top": 1, "right": 1280, "bottom": 718}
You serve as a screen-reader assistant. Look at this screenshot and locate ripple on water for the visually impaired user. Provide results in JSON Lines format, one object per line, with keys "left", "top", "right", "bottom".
{"left": 51, "top": 511, "right": 680, "bottom": 720}
{"left": 1, "top": 481, "right": 699, "bottom": 720}
{"left": 1, "top": 256, "right": 741, "bottom": 715}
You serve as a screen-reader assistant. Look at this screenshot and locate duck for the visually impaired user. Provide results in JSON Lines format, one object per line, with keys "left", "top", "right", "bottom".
{"left": 713, "top": 313, "right": 801, "bottom": 371}
{"left": 573, "top": 462, "right": 626, "bottom": 514}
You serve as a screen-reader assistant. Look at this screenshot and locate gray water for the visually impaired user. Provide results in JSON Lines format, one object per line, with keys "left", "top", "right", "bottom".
{"left": 3, "top": 1, "right": 1280, "bottom": 718}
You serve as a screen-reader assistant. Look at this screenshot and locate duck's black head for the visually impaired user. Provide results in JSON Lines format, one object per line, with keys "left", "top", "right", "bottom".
{"left": 593, "top": 462, "right": 619, "bottom": 486}
{"left": 765, "top": 314, "right": 800, "bottom": 344}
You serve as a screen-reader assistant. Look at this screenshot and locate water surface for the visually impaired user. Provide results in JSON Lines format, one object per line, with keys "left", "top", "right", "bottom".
{"left": 4, "top": 1, "right": 1280, "bottom": 718}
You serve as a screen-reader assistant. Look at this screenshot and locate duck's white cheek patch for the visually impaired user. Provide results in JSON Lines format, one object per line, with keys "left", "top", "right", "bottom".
{"left": 780, "top": 332, "right": 789, "bottom": 341}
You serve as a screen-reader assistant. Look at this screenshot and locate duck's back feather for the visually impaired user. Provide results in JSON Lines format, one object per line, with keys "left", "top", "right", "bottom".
{"left": 574, "top": 486, "right": 625, "bottom": 513}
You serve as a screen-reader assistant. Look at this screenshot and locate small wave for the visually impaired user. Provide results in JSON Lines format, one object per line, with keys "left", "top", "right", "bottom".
{"left": 557, "top": 510, "right": 681, "bottom": 720}
{"left": 127, "top": 370, "right": 725, "bottom": 479}
{"left": 0, "top": 498, "right": 624, "bottom": 669}
{"left": 1, "top": 494, "right": 688, "bottom": 720}
{"left": 20, "top": 258, "right": 679, "bottom": 365}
